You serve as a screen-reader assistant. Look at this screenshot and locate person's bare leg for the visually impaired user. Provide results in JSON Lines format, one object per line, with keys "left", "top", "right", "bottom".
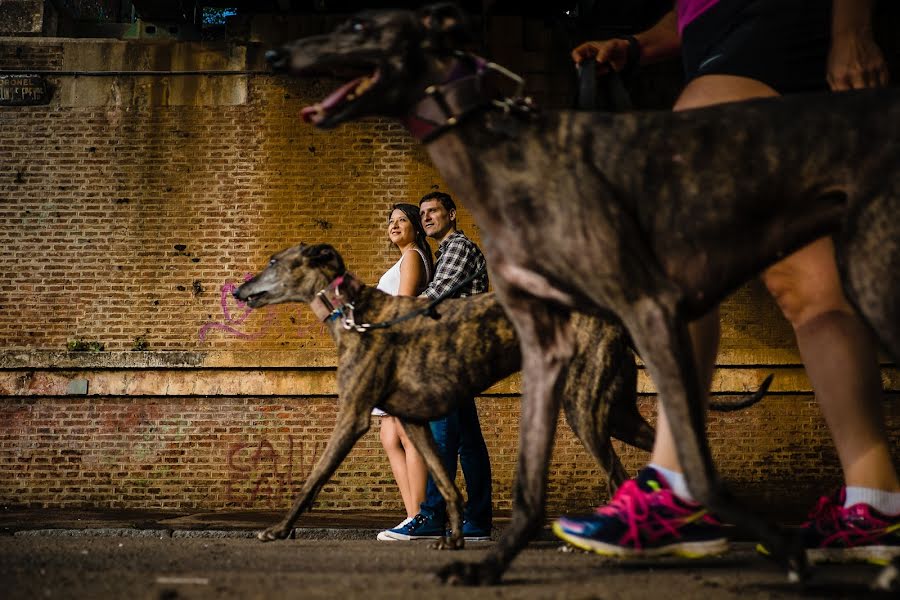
{"left": 396, "top": 421, "right": 428, "bottom": 510}
{"left": 763, "top": 238, "right": 899, "bottom": 492}
{"left": 649, "top": 74, "right": 780, "bottom": 475}
{"left": 380, "top": 416, "right": 417, "bottom": 517}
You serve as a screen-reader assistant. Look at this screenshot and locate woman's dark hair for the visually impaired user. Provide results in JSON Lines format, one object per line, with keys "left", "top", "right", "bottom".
{"left": 388, "top": 202, "right": 434, "bottom": 281}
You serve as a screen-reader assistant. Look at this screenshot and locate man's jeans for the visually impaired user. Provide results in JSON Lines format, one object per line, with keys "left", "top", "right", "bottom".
{"left": 419, "top": 397, "right": 492, "bottom": 529}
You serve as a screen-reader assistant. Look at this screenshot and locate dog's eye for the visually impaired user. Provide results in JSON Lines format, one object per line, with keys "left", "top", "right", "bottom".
{"left": 269, "top": 259, "right": 277, "bottom": 267}
{"left": 350, "top": 20, "right": 368, "bottom": 34}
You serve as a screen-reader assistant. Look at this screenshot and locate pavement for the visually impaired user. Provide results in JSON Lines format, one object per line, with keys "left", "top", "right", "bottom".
{"left": 2, "top": 507, "right": 898, "bottom": 597}
{"left": 0, "top": 506, "right": 526, "bottom": 540}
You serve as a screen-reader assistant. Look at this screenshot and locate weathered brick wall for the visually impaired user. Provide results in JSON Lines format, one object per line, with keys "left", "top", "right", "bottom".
{"left": 0, "top": 35, "right": 897, "bottom": 518}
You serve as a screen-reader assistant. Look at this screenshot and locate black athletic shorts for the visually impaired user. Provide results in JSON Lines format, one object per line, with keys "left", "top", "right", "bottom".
{"left": 681, "top": 0, "right": 832, "bottom": 94}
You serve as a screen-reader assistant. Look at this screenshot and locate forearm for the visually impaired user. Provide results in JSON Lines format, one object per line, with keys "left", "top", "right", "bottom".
{"left": 420, "top": 275, "right": 459, "bottom": 300}
{"left": 832, "top": 0, "right": 875, "bottom": 37}
{"left": 634, "top": 9, "right": 682, "bottom": 64}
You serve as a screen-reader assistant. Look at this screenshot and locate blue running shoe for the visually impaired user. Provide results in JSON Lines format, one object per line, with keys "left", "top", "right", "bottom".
{"left": 552, "top": 467, "right": 728, "bottom": 558}
{"left": 382, "top": 512, "right": 445, "bottom": 541}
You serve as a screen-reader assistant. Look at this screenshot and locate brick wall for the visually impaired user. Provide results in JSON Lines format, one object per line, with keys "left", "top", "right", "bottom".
{"left": 4, "top": 390, "right": 897, "bottom": 516}
{"left": 0, "top": 36, "right": 897, "bottom": 518}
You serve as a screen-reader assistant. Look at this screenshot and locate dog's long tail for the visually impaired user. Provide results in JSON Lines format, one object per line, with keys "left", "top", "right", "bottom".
{"left": 708, "top": 374, "right": 774, "bottom": 412}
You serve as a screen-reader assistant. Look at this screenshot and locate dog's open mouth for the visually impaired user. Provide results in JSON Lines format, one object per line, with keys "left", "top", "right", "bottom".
{"left": 300, "top": 67, "right": 381, "bottom": 125}
{"left": 242, "top": 291, "right": 268, "bottom": 308}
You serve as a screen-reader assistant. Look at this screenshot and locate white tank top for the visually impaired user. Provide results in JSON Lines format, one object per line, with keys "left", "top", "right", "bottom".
{"left": 377, "top": 248, "right": 430, "bottom": 295}
{"left": 372, "top": 247, "right": 430, "bottom": 418}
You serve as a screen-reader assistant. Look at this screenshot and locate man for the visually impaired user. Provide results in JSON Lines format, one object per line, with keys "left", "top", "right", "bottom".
{"left": 382, "top": 191, "right": 493, "bottom": 542}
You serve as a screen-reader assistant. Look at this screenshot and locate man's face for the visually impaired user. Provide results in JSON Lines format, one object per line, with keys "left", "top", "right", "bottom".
{"left": 420, "top": 199, "right": 455, "bottom": 240}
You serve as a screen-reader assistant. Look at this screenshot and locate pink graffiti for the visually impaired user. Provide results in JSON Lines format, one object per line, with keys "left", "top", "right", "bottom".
{"left": 198, "top": 274, "right": 277, "bottom": 341}
{"left": 199, "top": 274, "right": 326, "bottom": 342}
{"left": 226, "top": 435, "right": 323, "bottom": 508}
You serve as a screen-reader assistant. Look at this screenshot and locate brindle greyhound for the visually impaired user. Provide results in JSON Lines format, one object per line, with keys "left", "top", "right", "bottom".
{"left": 266, "top": 4, "right": 898, "bottom": 587}
{"left": 237, "top": 243, "right": 767, "bottom": 552}
{"left": 235, "top": 242, "right": 649, "bottom": 548}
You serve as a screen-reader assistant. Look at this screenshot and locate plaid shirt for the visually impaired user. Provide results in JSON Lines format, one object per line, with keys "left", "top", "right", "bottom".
{"left": 420, "top": 231, "right": 489, "bottom": 299}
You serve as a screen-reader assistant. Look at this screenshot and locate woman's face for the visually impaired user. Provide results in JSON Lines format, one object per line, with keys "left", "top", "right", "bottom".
{"left": 388, "top": 208, "right": 417, "bottom": 247}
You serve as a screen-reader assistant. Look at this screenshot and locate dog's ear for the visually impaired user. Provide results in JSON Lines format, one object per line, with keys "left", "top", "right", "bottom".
{"left": 417, "top": 3, "right": 473, "bottom": 52}
{"left": 302, "top": 244, "right": 345, "bottom": 275}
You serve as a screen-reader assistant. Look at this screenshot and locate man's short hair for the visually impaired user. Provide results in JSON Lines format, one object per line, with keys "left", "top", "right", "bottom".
{"left": 419, "top": 191, "right": 456, "bottom": 212}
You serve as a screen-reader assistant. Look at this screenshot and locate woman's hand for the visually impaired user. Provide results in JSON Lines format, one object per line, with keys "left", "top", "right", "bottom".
{"left": 828, "top": 0, "right": 889, "bottom": 91}
{"left": 828, "top": 27, "right": 889, "bottom": 90}
{"left": 571, "top": 39, "right": 634, "bottom": 76}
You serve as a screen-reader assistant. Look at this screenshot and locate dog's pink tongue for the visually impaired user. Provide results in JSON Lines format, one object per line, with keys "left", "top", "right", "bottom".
{"left": 300, "top": 76, "right": 364, "bottom": 123}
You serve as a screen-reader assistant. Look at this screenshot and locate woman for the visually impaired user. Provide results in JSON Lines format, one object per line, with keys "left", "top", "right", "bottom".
{"left": 555, "top": 0, "right": 900, "bottom": 563}
{"left": 373, "top": 203, "right": 434, "bottom": 540}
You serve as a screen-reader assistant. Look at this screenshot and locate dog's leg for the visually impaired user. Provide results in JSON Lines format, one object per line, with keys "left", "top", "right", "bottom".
{"left": 872, "top": 556, "right": 900, "bottom": 592}
{"left": 838, "top": 192, "right": 900, "bottom": 362}
{"left": 401, "top": 420, "right": 466, "bottom": 550}
{"left": 838, "top": 193, "right": 900, "bottom": 592}
{"left": 562, "top": 369, "right": 630, "bottom": 495}
{"left": 438, "top": 295, "right": 570, "bottom": 585}
{"left": 623, "top": 294, "right": 805, "bottom": 578}
{"left": 563, "top": 327, "right": 644, "bottom": 494}
{"left": 258, "top": 402, "right": 371, "bottom": 542}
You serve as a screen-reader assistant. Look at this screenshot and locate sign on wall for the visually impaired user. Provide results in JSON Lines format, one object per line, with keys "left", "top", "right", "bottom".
{"left": 0, "top": 74, "right": 52, "bottom": 106}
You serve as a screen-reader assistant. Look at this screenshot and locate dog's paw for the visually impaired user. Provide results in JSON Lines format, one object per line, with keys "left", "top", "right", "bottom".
{"left": 257, "top": 524, "right": 292, "bottom": 542}
{"left": 431, "top": 535, "right": 464, "bottom": 551}
{"left": 871, "top": 558, "right": 899, "bottom": 592}
{"left": 435, "top": 559, "right": 501, "bottom": 586}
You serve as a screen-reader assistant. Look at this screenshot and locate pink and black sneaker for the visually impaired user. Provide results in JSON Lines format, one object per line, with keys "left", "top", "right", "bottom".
{"left": 552, "top": 467, "right": 728, "bottom": 558}
{"left": 782, "top": 489, "right": 900, "bottom": 565}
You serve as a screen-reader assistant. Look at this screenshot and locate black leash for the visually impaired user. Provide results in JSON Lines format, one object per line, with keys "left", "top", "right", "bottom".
{"left": 576, "top": 59, "right": 633, "bottom": 112}
{"left": 340, "top": 266, "right": 486, "bottom": 333}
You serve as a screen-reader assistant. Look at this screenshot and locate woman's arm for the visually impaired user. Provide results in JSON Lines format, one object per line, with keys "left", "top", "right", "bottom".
{"left": 397, "top": 249, "right": 426, "bottom": 296}
{"left": 570, "top": 9, "right": 681, "bottom": 75}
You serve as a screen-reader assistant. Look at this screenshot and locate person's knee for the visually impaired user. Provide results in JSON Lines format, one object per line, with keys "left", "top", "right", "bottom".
{"left": 380, "top": 418, "right": 402, "bottom": 450}
{"left": 763, "top": 268, "right": 851, "bottom": 327}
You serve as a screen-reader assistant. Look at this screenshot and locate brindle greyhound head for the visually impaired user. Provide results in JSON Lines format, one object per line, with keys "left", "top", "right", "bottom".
{"left": 235, "top": 243, "right": 345, "bottom": 308}
{"left": 266, "top": 3, "right": 474, "bottom": 129}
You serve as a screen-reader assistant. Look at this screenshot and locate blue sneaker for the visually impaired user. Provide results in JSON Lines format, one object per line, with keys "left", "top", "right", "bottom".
{"left": 446, "top": 519, "right": 492, "bottom": 541}
{"left": 462, "top": 519, "right": 491, "bottom": 541}
{"left": 552, "top": 467, "right": 728, "bottom": 558}
{"left": 382, "top": 512, "right": 445, "bottom": 541}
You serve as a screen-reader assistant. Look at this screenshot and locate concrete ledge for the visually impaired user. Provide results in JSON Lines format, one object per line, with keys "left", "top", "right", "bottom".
{"left": 1, "top": 364, "right": 898, "bottom": 396}
{"left": 15, "top": 528, "right": 172, "bottom": 538}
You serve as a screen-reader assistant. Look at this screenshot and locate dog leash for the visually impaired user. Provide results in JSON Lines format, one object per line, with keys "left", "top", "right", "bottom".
{"left": 321, "top": 267, "right": 487, "bottom": 333}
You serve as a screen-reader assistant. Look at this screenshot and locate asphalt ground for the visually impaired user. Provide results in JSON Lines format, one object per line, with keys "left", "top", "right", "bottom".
{"left": 2, "top": 537, "right": 896, "bottom": 599}
{"left": 0, "top": 508, "right": 896, "bottom": 599}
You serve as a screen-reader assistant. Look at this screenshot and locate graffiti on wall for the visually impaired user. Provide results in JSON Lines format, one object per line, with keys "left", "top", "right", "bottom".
{"left": 226, "top": 435, "right": 324, "bottom": 508}
{"left": 199, "top": 275, "right": 321, "bottom": 342}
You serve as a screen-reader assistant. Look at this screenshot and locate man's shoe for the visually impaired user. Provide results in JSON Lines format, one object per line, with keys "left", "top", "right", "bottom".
{"left": 458, "top": 519, "right": 491, "bottom": 541}
{"left": 552, "top": 467, "right": 728, "bottom": 558}
{"left": 381, "top": 512, "right": 445, "bottom": 541}
{"left": 377, "top": 516, "right": 413, "bottom": 541}
{"left": 760, "top": 489, "right": 900, "bottom": 565}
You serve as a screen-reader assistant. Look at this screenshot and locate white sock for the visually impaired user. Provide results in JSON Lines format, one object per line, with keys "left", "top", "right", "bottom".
{"left": 844, "top": 486, "right": 900, "bottom": 516}
{"left": 648, "top": 463, "right": 694, "bottom": 502}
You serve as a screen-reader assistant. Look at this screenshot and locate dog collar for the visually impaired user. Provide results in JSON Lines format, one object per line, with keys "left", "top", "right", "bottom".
{"left": 403, "top": 53, "right": 529, "bottom": 142}
{"left": 309, "top": 272, "right": 363, "bottom": 322}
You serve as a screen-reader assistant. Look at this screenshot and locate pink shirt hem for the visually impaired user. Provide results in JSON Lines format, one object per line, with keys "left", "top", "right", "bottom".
{"left": 677, "top": 0, "right": 720, "bottom": 34}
